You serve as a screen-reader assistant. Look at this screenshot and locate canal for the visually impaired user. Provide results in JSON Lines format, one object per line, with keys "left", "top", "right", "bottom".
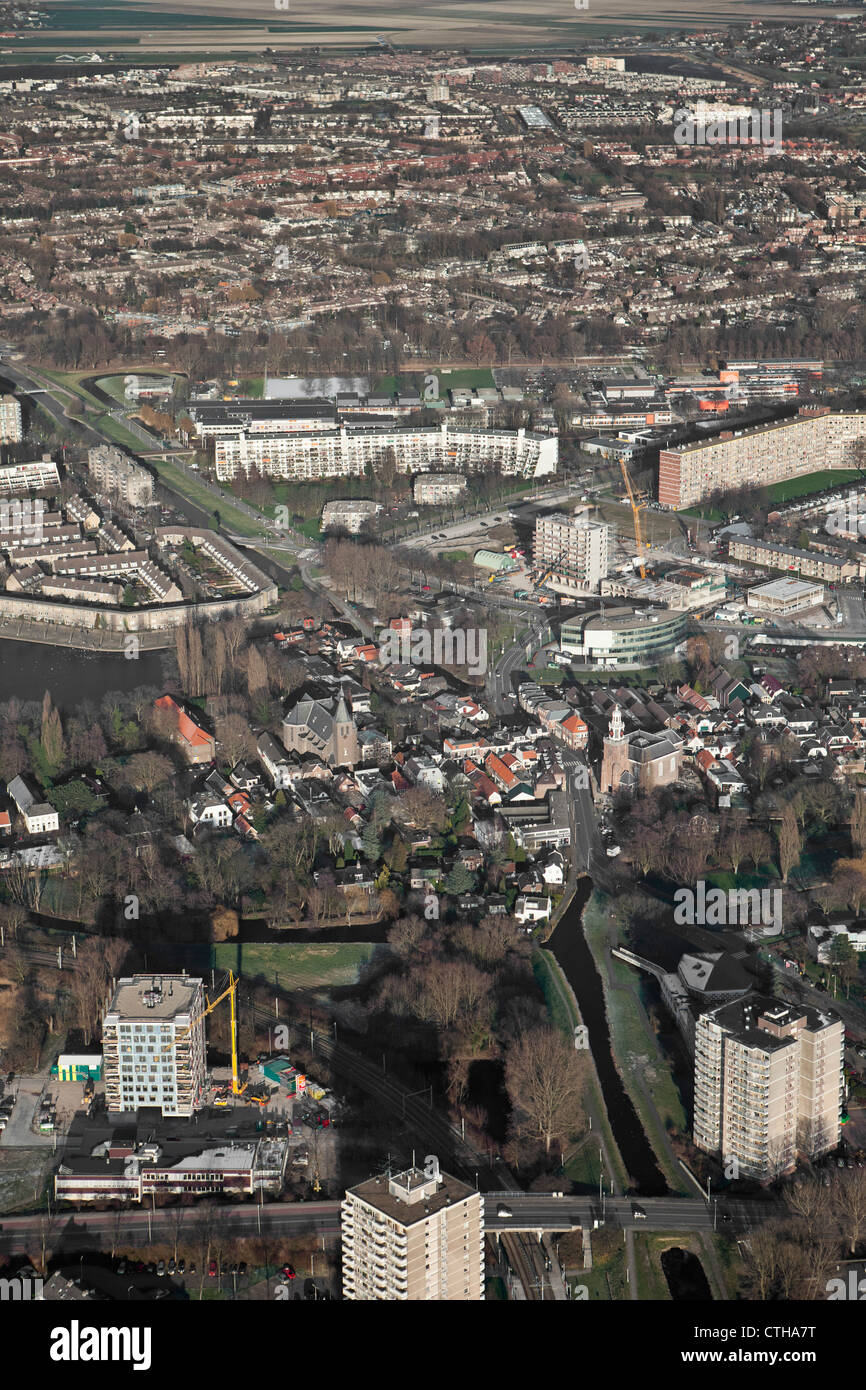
{"left": 546, "top": 879, "right": 668, "bottom": 1196}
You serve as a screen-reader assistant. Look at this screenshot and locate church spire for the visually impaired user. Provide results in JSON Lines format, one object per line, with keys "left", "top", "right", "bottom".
{"left": 608, "top": 705, "right": 625, "bottom": 742}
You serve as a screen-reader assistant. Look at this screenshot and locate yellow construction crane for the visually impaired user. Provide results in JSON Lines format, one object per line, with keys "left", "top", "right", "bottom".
{"left": 159, "top": 971, "right": 267, "bottom": 1107}
{"left": 619, "top": 458, "right": 647, "bottom": 579}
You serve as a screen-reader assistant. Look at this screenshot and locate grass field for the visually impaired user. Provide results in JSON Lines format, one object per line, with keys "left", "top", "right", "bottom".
{"left": 212, "top": 942, "right": 379, "bottom": 990}
{"left": 764, "top": 469, "right": 858, "bottom": 504}
{"left": 374, "top": 367, "right": 495, "bottom": 396}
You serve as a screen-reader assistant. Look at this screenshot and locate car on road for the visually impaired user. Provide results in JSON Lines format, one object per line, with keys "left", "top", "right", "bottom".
{"left": 631, "top": 1204, "right": 647, "bottom": 1220}
{"left": 282, "top": 1264, "right": 296, "bottom": 1280}
{"left": 496, "top": 1204, "right": 512, "bottom": 1219}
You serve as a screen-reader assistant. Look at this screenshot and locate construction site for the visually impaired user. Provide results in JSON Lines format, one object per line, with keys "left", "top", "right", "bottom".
{"left": 41, "top": 972, "right": 339, "bottom": 1205}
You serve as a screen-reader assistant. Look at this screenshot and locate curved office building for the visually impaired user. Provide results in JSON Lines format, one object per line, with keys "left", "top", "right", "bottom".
{"left": 559, "top": 604, "right": 688, "bottom": 669}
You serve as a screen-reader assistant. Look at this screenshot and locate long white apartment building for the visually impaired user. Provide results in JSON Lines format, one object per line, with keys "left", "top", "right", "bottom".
{"left": 533, "top": 510, "right": 609, "bottom": 595}
{"left": 693, "top": 996, "right": 843, "bottom": 1181}
{"left": 213, "top": 422, "right": 558, "bottom": 483}
{"left": 0, "top": 456, "right": 60, "bottom": 494}
{"left": 102, "top": 974, "right": 207, "bottom": 1117}
{"left": 659, "top": 411, "right": 866, "bottom": 509}
{"left": 341, "top": 1165, "right": 484, "bottom": 1301}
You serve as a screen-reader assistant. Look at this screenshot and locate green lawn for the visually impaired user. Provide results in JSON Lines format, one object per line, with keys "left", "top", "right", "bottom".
{"left": 95, "top": 375, "right": 132, "bottom": 404}
{"left": 374, "top": 367, "right": 495, "bottom": 396}
{"left": 764, "top": 469, "right": 856, "bottom": 504}
{"left": 95, "top": 414, "right": 153, "bottom": 451}
{"left": 212, "top": 942, "right": 378, "bottom": 990}
{"left": 147, "top": 457, "right": 267, "bottom": 537}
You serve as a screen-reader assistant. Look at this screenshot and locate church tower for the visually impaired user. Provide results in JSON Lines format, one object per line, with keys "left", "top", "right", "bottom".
{"left": 332, "top": 693, "right": 360, "bottom": 769}
{"left": 600, "top": 704, "right": 630, "bottom": 794}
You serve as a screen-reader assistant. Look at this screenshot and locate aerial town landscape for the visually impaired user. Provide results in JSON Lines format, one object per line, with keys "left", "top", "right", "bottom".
{"left": 1, "top": 0, "right": 866, "bottom": 1356}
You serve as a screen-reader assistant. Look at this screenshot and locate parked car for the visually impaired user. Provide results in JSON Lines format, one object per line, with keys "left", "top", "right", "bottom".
{"left": 282, "top": 1263, "right": 296, "bottom": 1280}
{"left": 208, "top": 1260, "right": 218, "bottom": 1277}
{"left": 157, "top": 1260, "right": 165, "bottom": 1277}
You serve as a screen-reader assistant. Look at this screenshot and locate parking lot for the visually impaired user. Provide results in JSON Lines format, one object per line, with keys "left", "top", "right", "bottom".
{"left": 0, "top": 1074, "right": 55, "bottom": 1149}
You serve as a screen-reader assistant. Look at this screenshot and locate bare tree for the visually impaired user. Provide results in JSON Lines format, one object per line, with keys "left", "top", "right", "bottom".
{"left": 832, "top": 1168, "right": 866, "bottom": 1254}
{"left": 850, "top": 789, "right": 866, "bottom": 856}
{"left": 505, "top": 1026, "right": 587, "bottom": 1155}
{"left": 776, "top": 805, "right": 802, "bottom": 884}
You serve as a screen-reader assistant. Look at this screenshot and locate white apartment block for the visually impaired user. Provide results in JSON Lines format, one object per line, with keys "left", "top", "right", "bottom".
{"left": 102, "top": 975, "right": 206, "bottom": 1117}
{"left": 341, "top": 1166, "right": 484, "bottom": 1301}
{"left": 214, "top": 423, "right": 558, "bottom": 483}
{"left": 413, "top": 472, "right": 468, "bottom": 505}
{"left": 693, "top": 997, "right": 843, "bottom": 1181}
{"left": 659, "top": 412, "right": 866, "bottom": 509}
{"left": 87, "top": 445, "right": 154, "bottom": 507}
{"left": 0, "top": 456, "right": 60, "bottom": 494}
{"left": 321, "top": 499, "right": 383, "bottom": 533}
{"left": 0, "top": 394, "right": 23, "bottom": 444}
{"left": 533, "top": 511, "right": 609, "bottom": 595}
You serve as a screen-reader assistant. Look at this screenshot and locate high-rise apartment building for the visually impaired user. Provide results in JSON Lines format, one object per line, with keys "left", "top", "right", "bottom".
{"left": 693, "top": 996, "right": 843, "bottom": 1180}
{"left": 341, "top": 1165, "right": 485, "bottom": 1300}
{"left": 102, "top": 975, "right": 206, "bottom": 1117}
{"left": 0, "top": 394, "right": 23, "bottom": 444}
{"left": 658, "top": 411, "right": 866, "bottom": 509}
{"left": 533, "top": 511, "right": 609, "bottom": 594}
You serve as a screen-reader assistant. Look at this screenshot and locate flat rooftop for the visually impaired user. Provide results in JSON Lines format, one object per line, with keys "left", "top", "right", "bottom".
{"left": 106, "top": 974, "right": 202, "bottom": 1021}
{"left": 348, "top": 1167, "right": 476, "bottom": 1225}
{"left": 751, "top": 577, "right": 823, "bottom": 599}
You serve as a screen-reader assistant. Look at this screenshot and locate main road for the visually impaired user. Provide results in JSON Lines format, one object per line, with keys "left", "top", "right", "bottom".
{"left": 0, "top": 1194, "right": 773, "bottom": 1256}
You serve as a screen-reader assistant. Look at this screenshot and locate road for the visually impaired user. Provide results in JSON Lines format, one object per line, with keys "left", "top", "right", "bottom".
{"left": 558, "top": 747, "right": 601, "bottom": 876}
{"left": 0, "top": 1193, "right": 775, "bottom": 1257}
{"left": 0, "top": 357, "right": 103, "bottom": 446}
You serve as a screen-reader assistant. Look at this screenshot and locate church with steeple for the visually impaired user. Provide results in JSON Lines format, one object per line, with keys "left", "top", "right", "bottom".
{"left": 599, "top": 702, "right": 682, "bottom": 795}
{"left": 281, "top": 691, "right": 360, "bottom": 768}
{"left": 599, "top": 704, "right": 631, "bottom": 794}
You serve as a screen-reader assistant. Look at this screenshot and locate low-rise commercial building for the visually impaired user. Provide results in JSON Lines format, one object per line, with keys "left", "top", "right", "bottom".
{"left": 747, "top": 577, "right": 824, "bottom": 615}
